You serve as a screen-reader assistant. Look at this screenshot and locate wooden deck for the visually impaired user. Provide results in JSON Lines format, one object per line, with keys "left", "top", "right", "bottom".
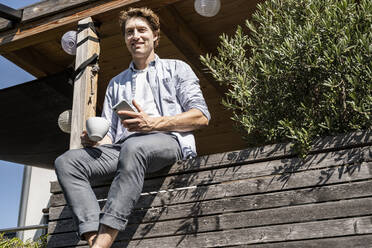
{"left": 46, "top": 131, "right": 372, "bottom": 247}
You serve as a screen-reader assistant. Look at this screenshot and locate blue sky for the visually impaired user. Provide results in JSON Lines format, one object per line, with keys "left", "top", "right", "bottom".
{"left": 0, "top": 0, "right": 40, "bottom": 229}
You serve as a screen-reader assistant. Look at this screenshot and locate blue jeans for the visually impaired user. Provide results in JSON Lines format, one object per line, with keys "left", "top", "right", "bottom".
{"left": 54, "top": 133, "right": 182, "bottom": 238}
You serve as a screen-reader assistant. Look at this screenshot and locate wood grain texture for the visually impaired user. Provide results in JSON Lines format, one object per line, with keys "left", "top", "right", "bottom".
{"left": 49, "top": 144, "right": 370, "bottom": 195}
{"left": 48, "top": 179, "right": 372, "bottom": 222}
{"left": 0, "top": 0, "right": 98, "bottom": 30}
{"left": 47, "top": 216, "right": 372, "bottom": 247}
{"left": 69, "top": 17, "right": 100, "bottom": 149}
{"left": 48, "top": 192, "right": 372, "bottom": 235}
{"left": 50, "top": 155, "right": 372, "bottom": 209}
{"left": 49, "top": 130, "right": 372, "bottom": 193}
{"left": 46, "top": 137, "right": 372, "bottom": 247}
{"left": 246, "top": 234, "right": 372, "bottom": 248}
{"left": 0, "top": 0, "right": 183, "bottom": 52}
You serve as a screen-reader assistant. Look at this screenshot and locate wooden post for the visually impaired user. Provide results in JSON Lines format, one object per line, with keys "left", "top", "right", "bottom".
{"left": 70, "top": 17, "right": 100, "bottom": 149}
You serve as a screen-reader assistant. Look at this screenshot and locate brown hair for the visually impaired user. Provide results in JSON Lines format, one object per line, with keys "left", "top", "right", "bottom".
{"left": 119, "top": 7, "right": 160, "bottom": 48}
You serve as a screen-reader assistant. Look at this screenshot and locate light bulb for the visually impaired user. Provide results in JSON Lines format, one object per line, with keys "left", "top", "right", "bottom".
{"left": 58, "top": 110, "right": 72, "bottom": 133}
{"left": 61, "top": 31, "right": 77, "bottom": 55}
{"left": 194, "top": 0, "right": 221, "bottom": 17}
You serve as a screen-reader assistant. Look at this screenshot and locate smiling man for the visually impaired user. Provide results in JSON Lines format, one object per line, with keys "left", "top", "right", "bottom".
{"left": 54, "top": 7, "right": 210, "bottom": 248}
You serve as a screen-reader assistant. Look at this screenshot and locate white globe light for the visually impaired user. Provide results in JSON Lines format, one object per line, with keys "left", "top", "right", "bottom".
{"left": 61, "top": 31, "right": 77, "bottom": 55}
{"left": 58, "top": 110, "right": 72, "bottom": 133}
{"left": 194, "top": 0, "right": 221, "bottom": 17}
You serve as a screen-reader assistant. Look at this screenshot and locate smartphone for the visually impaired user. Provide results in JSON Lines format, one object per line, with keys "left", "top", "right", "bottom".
{"left": 112, "top": 99, "right": 136, "bottom": 120}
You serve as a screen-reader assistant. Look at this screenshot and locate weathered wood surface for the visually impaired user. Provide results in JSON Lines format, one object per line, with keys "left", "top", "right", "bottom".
{"left": 70, "top": 17, "right": 99, "bottom": 149}
{"left": 47, "top": 132, "right": 372, "bottom": 247}
{"left": 48, "top": 199, "right": 372, "bottom": 246}
{"left": 246, "top": 235, "right": 372, "bottom": 248}
{"left": 49, "top": 145, "right": 371, "bottom": 202}
{"left": 0, "top": 0, "right": 98, "bottom": 30}
{"left": 0, "top": 0, "right": 184, "bottom": 52}
{"left": 50, "top": 130, "right": 372, "bottom": 193}
{"left": 47, "top": 160, "right": 372, "bottom": 246}
{"left": 49, "top": 191, "right": 372, "bottom": 235}
{"left": 49, "top": 179, "right": 372, "bottom": 222}
{"left": 48, "top": 216, "right": 372, "bottom": 247}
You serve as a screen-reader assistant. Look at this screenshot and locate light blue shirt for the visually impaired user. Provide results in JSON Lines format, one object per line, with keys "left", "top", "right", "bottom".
{"left": 101, "top": 55, "right": 211, "bottom": 159}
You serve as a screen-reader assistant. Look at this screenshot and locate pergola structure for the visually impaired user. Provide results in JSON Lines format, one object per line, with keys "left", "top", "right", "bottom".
{"left": 0, "top": 0, "right": 261, "bottom": 168}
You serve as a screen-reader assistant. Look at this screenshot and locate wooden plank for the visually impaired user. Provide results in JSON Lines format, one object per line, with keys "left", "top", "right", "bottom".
{"left": 9, "top": 45, "right": 64, "bottom": 76}
{"left": 50, "top": 131, "right": 372, "bottom": 193}
{"left": 51, "top": 158, "right": 372, "bottom": 212}
{"left": 0, "top": 0, "right": 97, "bottom": 30}
{"left": 0, "top": 4, "right": 22, "bottom": 22}
{"left": 49, "top": 199, "right": 372, "bottom": 246}
{"left": 0, "top": 0, "right": 183, "bottom": 53}
{"left": 141, "top": 150, "right": 371, "bottom": 193}
{"left": 47, "top": 216, "right": 372, "bottom": 247}
{"left": 70, "top": 17, "right": 100, "bottom": 149}
{"left": 247, "top": 234, "right": 372, "bottom": 248}
{"left": 311, "top": 130, "right": 372, "bottom": 151}
{"left": 22, "top": 0, "right": 100, "bottom": 22}
{"left": 49, "top": 157, "right": 372, "bottom": 209}
{"left": 49, "top": 146, "right": 371, "bottom": 199}
{"left": 48, "top": 190, "right": 372, "bottom": 235}
{"left": 50, "top": 142, "right": 293, "bottom": 193}
{"left": 49, "top": 178, "right": 372, "bottom": 222}
{"left": 1, "top": 50, "right": 48, "bottom": 78}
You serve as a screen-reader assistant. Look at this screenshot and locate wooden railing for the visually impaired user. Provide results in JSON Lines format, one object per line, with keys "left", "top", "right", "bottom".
{"left": 47, "top": 130, "right": 372, "bottom": 247}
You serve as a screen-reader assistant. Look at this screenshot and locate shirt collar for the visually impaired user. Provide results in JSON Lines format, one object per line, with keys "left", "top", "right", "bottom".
{"left": 129, "top": 54, "right": 159, "bottom": 72}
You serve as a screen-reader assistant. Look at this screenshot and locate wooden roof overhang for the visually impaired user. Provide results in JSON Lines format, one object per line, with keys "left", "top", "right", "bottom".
{"left": 0, "top": 0, "right": 262, "bottom": 168}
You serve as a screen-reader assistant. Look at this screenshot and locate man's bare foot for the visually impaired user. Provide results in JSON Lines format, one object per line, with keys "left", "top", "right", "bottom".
{"left": 92, "top": 224, "right": 119, "bottom": 248}
{"left": 84, "top": 231, "right": 97, "bottom": 248}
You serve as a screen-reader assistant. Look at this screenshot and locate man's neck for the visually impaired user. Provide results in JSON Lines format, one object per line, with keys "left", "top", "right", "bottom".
{"left": 132, "top": 52, "right": 155, "bottom": 70}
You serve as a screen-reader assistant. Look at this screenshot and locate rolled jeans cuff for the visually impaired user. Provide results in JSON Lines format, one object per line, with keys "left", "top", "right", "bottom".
{"left": 78, "top": 221, "right": 99, "bottom": 240}
{"left": 100, "top": 212, "right": 129, "bottom": 231}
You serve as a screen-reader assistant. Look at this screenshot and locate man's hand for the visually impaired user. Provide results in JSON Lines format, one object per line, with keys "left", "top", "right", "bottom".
{"left": 80, "top": 131, "right": 98, "bottom": 147}
{"left": 81, "top": 131, "right": 112, "bottom": 147}
{"left": 118, "top": 100, "right": 209, "bottom": 133}
{"left": 118, "top": 100, "right": 156, "bottom": 132}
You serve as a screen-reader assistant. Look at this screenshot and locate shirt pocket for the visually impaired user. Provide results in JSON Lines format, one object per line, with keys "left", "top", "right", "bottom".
{"left": 161, "top": 78, "right": 178, "bottom": 113}
{"left": 162, "top": 77, "right": 177, "bottom": 97}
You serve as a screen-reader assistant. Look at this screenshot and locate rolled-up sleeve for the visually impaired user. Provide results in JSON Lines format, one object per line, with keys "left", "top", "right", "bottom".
{"left": 101, "top": 80, "right": 118, "bottom": 142}
{"left": 175, "top": 61, "right": 211, "bottom": 121}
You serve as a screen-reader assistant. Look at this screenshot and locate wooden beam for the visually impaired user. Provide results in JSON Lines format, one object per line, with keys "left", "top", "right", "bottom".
{"left": 70, "top": 17, "right": 100, "bottom": 149}
{"left": 2, "top": 46, "right": 65, "bottom": 78}
{"left": 0, "top": 4, "right": 22, "bottom": 22}
{"left": 0, "top": 0, "right": 97, "bottom": 30}
{"left": 2, "top": 50, "right": 48, "bottom": 78}
{"left": 0, "top": 0, "right": 183, "bottom": 53}
{"left": 158, "top": 5, "right": 226, "bottom": 96}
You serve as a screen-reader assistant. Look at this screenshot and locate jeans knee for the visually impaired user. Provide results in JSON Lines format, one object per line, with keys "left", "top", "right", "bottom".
{"left": 54, "top": 150, "right": 80, "bottom": 179}
{"left": 54, "top": 153, "right": 68, "bottom": 176}
{"left": 119, "top": 143, "right": 147, "bottom": 174}
{"left": 121, "top": 140, "right": 146, "bottom": 158}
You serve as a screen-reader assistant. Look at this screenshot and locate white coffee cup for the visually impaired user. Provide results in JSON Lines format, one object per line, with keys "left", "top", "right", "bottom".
{"left": 86, "top": 117, "right": 110, "bottom": 142}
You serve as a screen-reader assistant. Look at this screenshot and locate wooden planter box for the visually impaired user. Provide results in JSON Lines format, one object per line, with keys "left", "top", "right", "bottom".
{"left": 47, "top": 130, "right": 372, "bottom": 247}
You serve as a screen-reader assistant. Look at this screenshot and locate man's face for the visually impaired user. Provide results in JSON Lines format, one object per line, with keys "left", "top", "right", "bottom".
{"left": 124, "top": 17, "right": 158, "bottom": 59}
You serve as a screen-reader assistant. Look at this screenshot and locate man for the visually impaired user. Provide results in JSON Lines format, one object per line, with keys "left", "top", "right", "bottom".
{"left": 55, "top": 7, "right": 210, "bottom": 248}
